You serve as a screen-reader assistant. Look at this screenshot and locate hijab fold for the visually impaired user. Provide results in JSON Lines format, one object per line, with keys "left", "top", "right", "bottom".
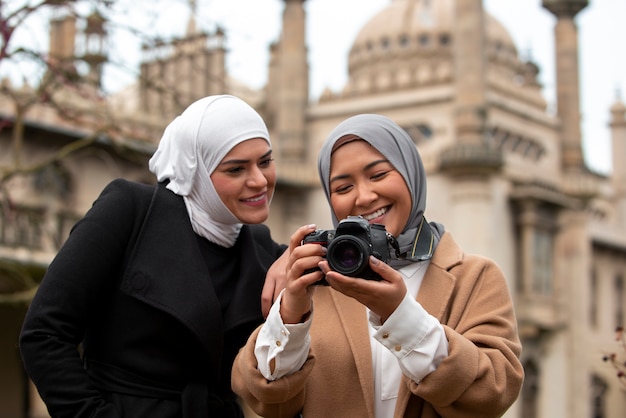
{"left": 317, "top": 114, "right": 444, "bottom": 266}
{"left": 149, "top": 95, "right": 270, "bottom": 247}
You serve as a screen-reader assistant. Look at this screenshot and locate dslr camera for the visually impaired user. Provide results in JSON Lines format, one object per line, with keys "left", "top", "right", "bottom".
{"left": 302, "top": 216, "right": 399, "bottom": 283}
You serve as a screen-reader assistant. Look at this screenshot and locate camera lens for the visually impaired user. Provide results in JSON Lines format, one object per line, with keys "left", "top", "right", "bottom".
{"left": 334, "top": 243, "right": 360, "bottom": 269}
{"left": 327, "top": 237, "right": 369, "bottom": 276}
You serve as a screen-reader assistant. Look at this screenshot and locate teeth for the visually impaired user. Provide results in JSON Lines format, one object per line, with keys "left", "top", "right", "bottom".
{"left": 244, "top": 195, "right": 264, "bottom": 202}
{"left": 362, "top": 207, "right": 387, "bottom": 221}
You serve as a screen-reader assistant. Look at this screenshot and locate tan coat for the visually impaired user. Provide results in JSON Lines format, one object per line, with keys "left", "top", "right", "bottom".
{"left": 233, "top": 232, "right": 524, "bottom": 418}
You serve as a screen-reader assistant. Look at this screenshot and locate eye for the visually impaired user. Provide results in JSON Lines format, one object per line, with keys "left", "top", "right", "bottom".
{"left": 333, "top": 184, "right": 353, "bottom": 194}
{"left": 371, "top": 170, "right": 390, "bottom": 181}
{"left": 225, "top": 166, "right": 244, "bottom": 175}
{"left": 259, "top": 157, "right": 274, "bottom": 168}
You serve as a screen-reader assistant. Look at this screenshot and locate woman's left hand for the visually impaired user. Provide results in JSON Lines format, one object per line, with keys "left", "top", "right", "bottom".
{"left": 319, "top": 256, "right": 406, "bottom": 323}
{"left": 262, "top": 250, "right": 290, "bottom": 318}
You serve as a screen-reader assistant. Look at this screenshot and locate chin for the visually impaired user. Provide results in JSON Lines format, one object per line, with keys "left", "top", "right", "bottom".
{"left": 240, "top": 212, "right": 269, "bottom": 225}
{"left": 384, "top": 224, "right": 401, "bottom": 237}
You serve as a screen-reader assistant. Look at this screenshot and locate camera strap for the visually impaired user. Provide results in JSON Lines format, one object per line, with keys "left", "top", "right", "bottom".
{"left": 391, "top": 217, "right": 443, "bottom": 267}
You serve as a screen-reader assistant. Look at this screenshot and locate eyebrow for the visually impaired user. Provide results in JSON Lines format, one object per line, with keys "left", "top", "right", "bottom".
{"left": 220, "top": 149, "right": 272, "bottom": 166}
{"left": 329, "top": 159, "right": 389, "bottom": 183}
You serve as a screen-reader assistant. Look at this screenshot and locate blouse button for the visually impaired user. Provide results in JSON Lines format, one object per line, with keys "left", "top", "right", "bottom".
{"left": 394, "top": 345, "right": 401, "bottom": 352}
{"left": 276, "top": 340, "right": 282, "bottom": 347}
{"left": 382, "top": 332, "right": 389, "bottom": 339}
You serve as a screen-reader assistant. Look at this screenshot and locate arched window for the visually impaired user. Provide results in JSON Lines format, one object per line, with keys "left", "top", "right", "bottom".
{"left": 401, "top": 123, "right": 433, "bottom": 146}
{"left": 521, "top": 359, "right": 538, "bottom": 418}
{"left": 590, "top": 268, "right": 598, "bottom": 328}
{"left": 591, "top": 374, "right": 607, "bottom": 418}
{"left": 533, "top": 228, "right": 553, "bottom": 295}
{"left": 615, "top": 274, "right": 624, "bottom": 329}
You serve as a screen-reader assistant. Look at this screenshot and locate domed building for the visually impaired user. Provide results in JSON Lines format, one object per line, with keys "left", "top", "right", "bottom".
{"left": 1, "top": 1, "right": 625, "bottom": 417}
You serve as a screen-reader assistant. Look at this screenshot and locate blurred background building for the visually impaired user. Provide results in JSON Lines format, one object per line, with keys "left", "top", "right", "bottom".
{"left": 0, "top": 0, "right": 625, "bottom": 417}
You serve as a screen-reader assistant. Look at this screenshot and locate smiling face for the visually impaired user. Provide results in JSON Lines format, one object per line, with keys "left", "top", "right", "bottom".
{"left": 210, "top": 138, "right": 276, "bottom": 224}
{"left": 328, "top": 140, "right": 412, "bottom": 237}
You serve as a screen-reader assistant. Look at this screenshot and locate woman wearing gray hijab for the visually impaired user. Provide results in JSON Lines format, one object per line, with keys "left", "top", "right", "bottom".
{"left": 233, "top": 114, "right": 523, "bottom": 417}
{"left": 20, "top": 95, "right": 286, "bottom": 418}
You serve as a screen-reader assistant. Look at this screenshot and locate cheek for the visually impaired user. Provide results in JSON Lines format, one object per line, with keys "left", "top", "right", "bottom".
{"left": 330, "top": 195, "right": 350, "bottom": 220}
{"left": 266, "top": 173, "right": 277, "bottom": 198}
{"left": 266, "top": 168, "right": 277, "bottom": 187}
{"left": 210, "top": 175, "right": 234, "bottom": 198}
{"left": 392, "top": 180, "right": 413, "bottom": 232}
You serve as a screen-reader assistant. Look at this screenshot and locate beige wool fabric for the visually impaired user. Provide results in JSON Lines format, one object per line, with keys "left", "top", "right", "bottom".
{"left": 233, "top": 232, "right": 524, "bottom": 418}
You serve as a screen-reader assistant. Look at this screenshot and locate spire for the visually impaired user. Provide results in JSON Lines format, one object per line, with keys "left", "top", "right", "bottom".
{"left": 186, "top": 0, "right": 197, "bottom": 35}
{"left": 440, "top": 0, "right": 502, "bottom": 175}
{"left": 275, "top": 0, "right": 309, "bottom": 162}
{"left": 48, "top": 5, "right": 77, "bottom": 78}
{"left": 543, "top": 0, "right": 599, "bottom": 199}
{"left": 80, "top": 10, "right": 107, "bottom": 88}
{"left": 610, "top": 87, "right": 626, "bottom": 198}
{"left": 542, "top": 0, "right": 589, "bottom": 171}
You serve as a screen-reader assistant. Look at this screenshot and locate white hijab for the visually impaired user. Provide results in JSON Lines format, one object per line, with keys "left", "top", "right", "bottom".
{"left": 149, "top": 95, "right": 270, "bottom": 247}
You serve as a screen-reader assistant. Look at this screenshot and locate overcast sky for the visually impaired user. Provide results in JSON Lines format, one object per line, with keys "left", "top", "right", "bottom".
{"left": 7, "top": 0, "right": 625, "bottom": 174}
{"left": 202, "top": 0, "right": 625, "bottom": 175}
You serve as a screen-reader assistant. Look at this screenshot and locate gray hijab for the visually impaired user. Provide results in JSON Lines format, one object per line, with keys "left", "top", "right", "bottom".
{"left": 318, "top": 114, "right": 444, "bottom": 262}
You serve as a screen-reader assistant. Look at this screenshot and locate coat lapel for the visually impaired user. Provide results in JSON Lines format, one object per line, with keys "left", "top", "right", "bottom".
{"left": 395, "top": 232, "right": 462, "bottom": 415}
{"left": 415, "top": 232, "right": 461, "bottom": 322}
{"left": 320, "top": 233, "right": 462, "bottom": 417}
{"left": 222, "top": 226, "right": 269, "bottom": 331}
{"left": 330, "top": 289, "right": 377, "bottom": 418}
{"left": 121, "top": 184, "right": 222, "bottom": 357}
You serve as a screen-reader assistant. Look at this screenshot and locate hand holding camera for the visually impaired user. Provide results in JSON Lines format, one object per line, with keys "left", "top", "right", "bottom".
{"left": 302, "top": 216, "right": 400, "bottom": 285}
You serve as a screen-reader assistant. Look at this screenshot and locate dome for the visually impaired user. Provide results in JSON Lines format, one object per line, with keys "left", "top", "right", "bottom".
{"left": 341, "top": 0, "right": 528, "bottom": 98}
{"left": 351, "top": 0, "right": 517, "bottom": 61}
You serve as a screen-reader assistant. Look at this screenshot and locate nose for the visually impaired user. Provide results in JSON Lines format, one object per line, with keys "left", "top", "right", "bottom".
{"left": 354, "top": 180, "right": 377, "bottom": 207}
{"left": 246, "top": 166, "right": 268, "bottom": 188}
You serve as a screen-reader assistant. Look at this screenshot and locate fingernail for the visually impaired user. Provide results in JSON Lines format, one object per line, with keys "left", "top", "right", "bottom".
{"left": 370, "top": 256, "right": 380, "bottom": 265}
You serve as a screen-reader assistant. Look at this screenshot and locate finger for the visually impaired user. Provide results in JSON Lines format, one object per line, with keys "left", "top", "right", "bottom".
{"left": 318, "top": 260, "right": 331, "bottom": 276}
{"left": 261, "top": 279, "right": 275, "bottom": 318}
{"left": 319, "top": 258, "right": 383, "bottom": 285}
{"left": 291, "top": 252, "right": 326, "bottom": 279}
{"left": 300, "top": 270, "right": 326, "bottom": 288}
{"left": 289, "top": 224, "right": 317, "bottom": 251}
{"left": 261, "top": 250, "right": 290, "bottom": 317}
{"left": 289, "top": 243, "right": 326, "bottom": 271}
{"left": 367, "top": 256, "right": 399, "bottom": 283}
{"left": 318, "top": 260, "right": 360, "bottom": 289}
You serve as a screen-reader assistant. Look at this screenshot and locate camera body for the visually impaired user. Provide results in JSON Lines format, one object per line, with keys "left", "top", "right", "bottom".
{"left": 302, "top": 215, "right": 395, "bottom": 282}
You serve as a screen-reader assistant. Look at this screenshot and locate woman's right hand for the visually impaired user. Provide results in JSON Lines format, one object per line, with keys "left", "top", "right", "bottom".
{"left": 319, "top": 255, "right": 406, "bottom": 323}
{"left": 279, "top": 224, "right": 326, "bottom": 323}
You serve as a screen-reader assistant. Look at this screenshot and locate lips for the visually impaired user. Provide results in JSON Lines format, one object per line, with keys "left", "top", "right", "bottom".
{"left": 241, "top": 192, "right": 268, "bottom": 205}
{"left": 361, "top": 206, "right": 388, "bottom": 221}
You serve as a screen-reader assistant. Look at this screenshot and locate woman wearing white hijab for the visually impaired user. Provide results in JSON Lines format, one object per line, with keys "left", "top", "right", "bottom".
{"left": 20, "top": 95, "right": 286, "bottom": 418}
{"left": 233, "top": 114, "right": 524, "bottom": 417}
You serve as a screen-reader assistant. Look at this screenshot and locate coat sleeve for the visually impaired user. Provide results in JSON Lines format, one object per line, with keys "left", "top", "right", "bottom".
{"left": 408, "top": 255, "right": 524, "bottom": 418}
{"left": 19, "top": 179, "right": 143, "bottom": 418}
{"left": 232, "top": 325, "right": 316, "bottom": 418}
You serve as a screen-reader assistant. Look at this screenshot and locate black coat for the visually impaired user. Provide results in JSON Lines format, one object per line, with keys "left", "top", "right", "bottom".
{"left": 20, "top": 179, "right": 286, "bottom": 418}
